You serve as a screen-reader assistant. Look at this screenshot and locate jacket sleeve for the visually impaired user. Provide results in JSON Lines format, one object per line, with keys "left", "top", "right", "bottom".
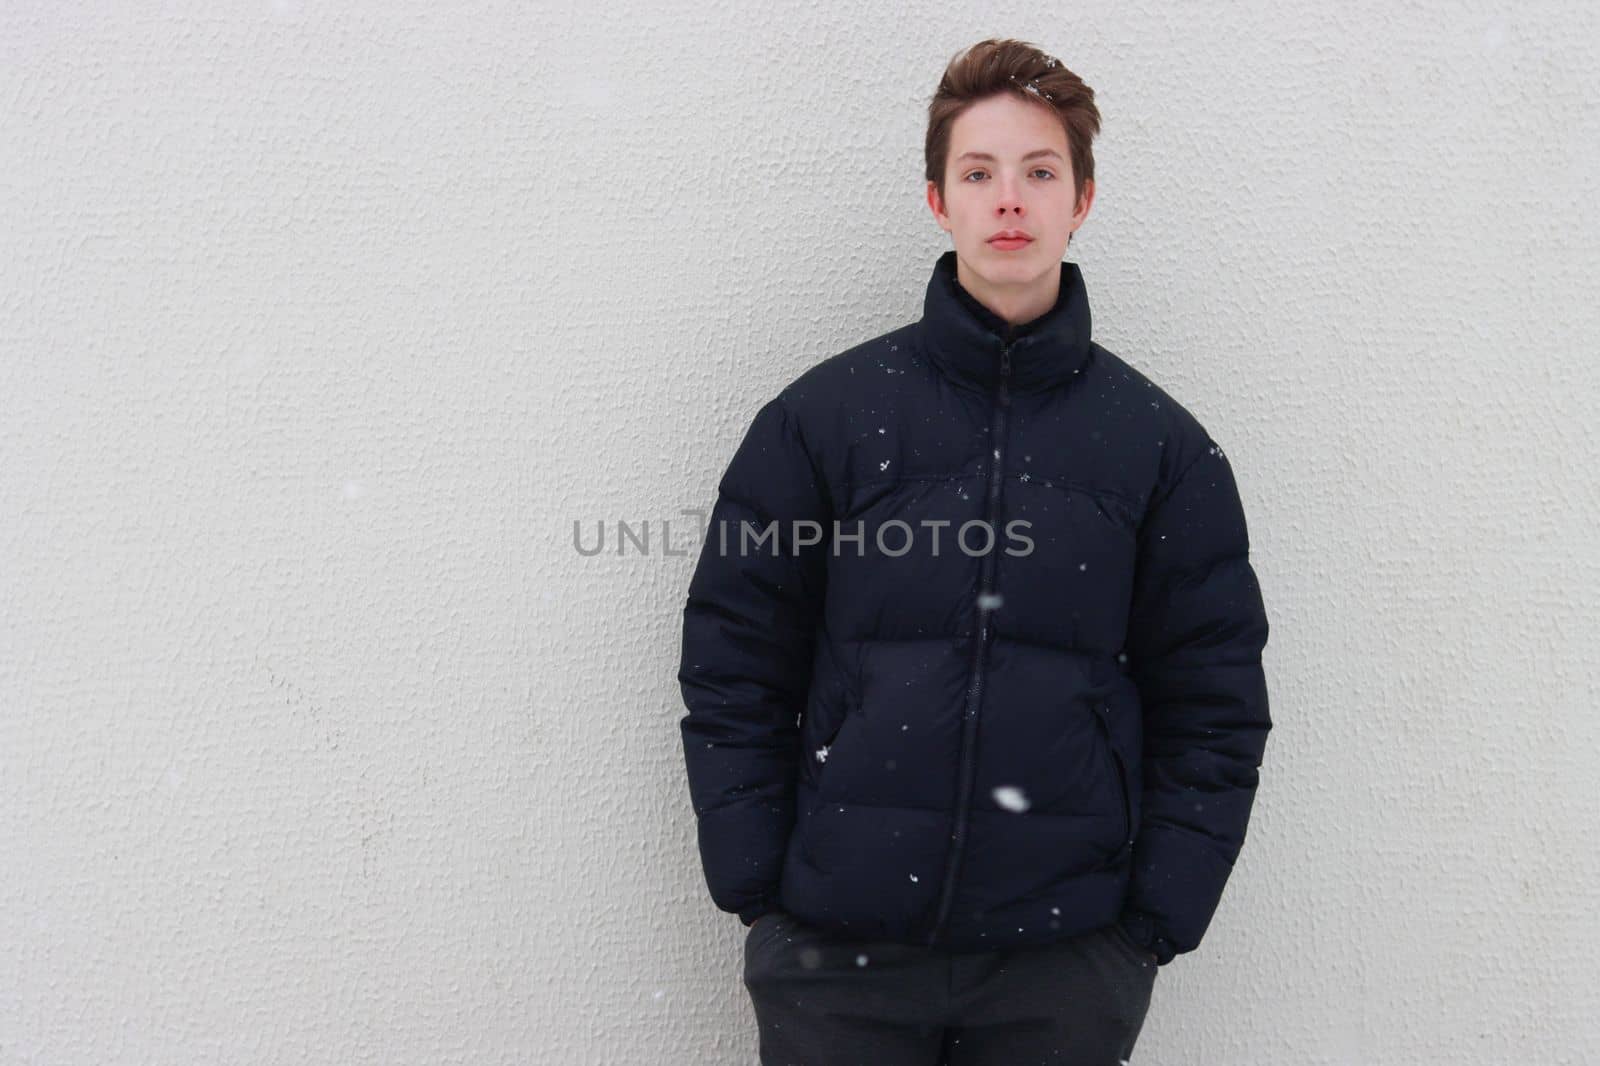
{"left": 1116, "top": 435, "right": 1272, "bottom": 965}
{"left": 677, "top": 394, "right": 831, "bottom": 926}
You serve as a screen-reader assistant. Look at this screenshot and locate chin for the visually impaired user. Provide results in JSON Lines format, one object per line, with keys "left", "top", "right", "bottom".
{"left": 979, "top": 247, "right": 1046, "bottom": 273}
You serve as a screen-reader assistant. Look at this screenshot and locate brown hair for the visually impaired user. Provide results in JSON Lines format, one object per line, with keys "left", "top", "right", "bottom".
{"left": 925, "top": 38, "right": 1101, "bottom": 217}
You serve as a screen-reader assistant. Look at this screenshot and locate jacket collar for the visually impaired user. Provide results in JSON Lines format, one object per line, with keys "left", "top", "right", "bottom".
{"left": 918, "top": 249, "right": 1094, "bottom": 394}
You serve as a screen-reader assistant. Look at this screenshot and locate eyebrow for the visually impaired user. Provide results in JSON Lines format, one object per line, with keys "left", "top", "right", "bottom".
{"left": 955, "top": 149, "right": 1065, "bottom": 163}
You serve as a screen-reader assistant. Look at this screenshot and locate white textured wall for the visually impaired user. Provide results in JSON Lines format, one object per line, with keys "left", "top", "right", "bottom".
{"left": 3, "top": 2, "right": 1596, "bottom": 1063}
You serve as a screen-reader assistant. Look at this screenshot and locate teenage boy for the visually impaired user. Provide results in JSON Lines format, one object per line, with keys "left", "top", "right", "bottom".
{"left": 678, "top": 38, "right": 1272, "bottom": 1065}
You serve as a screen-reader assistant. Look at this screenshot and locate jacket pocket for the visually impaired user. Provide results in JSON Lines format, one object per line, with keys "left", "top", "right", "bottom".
{"left": 801, "top": 635, "right": 853, "bottom": 785}
{"left": 1092, "top": 706, "right": 1132, "bottom": 853}
{"left": 811, "top": 697, "right": 856, "bottom": 800}
{"left": 1109, "top": 746, "right": 1132, "bottom": 851}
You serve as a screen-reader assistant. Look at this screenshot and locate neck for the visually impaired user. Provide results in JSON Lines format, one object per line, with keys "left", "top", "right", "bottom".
{"left": 954, "top": 253, "right": 1062, "bottom": 329}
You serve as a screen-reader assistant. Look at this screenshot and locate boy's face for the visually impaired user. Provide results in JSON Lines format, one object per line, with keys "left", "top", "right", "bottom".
{"left": 927, "top": 93, "right": 1094, "bottom": 312}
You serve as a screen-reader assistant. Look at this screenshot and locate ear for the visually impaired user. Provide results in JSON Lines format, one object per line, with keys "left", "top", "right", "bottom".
{"left": 1073, "top": 178, "right": 1096, "bottom": 227}
{"left": 1066, "top": 178, "right": 1095, "bottom": 249}
{"left": 926, "top": 180, "right": 950, "bottom": 232}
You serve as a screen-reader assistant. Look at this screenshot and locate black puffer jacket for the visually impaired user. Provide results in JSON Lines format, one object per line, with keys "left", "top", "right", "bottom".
{"left": 678, "top": 250, "right": 1271, "bottom": 966}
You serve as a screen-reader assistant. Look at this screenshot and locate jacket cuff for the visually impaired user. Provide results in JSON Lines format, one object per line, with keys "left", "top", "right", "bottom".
{"left": 1118, "top": 909, "right": 1178, "bottom": 966}
{"left": 739, "top": 896, "right": 779, "bottom": 927}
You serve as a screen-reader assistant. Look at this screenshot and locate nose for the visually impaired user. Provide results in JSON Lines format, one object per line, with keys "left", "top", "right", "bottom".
{"left": 994, "top": 175, "right": 1025, "bottom": 216}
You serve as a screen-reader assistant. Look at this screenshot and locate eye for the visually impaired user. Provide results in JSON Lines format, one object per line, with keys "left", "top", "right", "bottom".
{"left": 962, "top": 168, "right": 1057, "bottom": 182}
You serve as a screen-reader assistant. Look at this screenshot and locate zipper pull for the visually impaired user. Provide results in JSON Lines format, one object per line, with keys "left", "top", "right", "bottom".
{"left": 1000, "top": 345, "right": 1012, "bottom": 378}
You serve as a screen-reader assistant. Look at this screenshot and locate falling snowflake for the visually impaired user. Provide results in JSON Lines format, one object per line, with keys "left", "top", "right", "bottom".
{"left": 992, "top": 785, "right": 1030, "bottom": 812}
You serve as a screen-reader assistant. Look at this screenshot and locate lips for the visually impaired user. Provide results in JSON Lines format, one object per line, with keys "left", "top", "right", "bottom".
{"left": 988, "top": 230, "right": 1034, "bottom": 243}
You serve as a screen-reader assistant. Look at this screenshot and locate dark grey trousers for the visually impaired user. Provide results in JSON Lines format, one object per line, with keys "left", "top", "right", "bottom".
{"left": 743, "top": 910, "right": 1158, "bottom": 1065}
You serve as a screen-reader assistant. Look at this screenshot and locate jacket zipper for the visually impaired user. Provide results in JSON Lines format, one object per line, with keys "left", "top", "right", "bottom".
{"left": 926, "top": 342, "right": 1011, "bottom": 944}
